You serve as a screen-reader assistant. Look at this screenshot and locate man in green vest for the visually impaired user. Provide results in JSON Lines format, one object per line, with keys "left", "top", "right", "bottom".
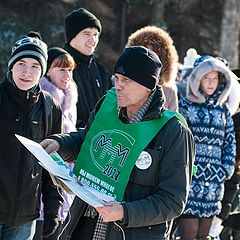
{"left": 41, "top": 46, "right": 195, "bottom": 240}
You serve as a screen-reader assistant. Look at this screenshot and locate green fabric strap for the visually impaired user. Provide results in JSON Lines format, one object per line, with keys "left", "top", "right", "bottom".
{"left": 74, "top": 88, "right": 186, "bottom": 201}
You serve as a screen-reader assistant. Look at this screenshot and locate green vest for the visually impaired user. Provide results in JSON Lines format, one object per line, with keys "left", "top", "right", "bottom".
{"left": 74, "top": 88, "right": 186, "bottom": 201}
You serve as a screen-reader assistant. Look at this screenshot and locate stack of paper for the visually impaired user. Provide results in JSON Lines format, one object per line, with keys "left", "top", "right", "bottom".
{"left": 15, "top": 134, "right": 114, "bottom": 208}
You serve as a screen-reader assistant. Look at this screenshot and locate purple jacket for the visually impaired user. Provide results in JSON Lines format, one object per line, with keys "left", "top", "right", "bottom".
{"left": 40, "top": 76, "right": 78, "bottom": 133}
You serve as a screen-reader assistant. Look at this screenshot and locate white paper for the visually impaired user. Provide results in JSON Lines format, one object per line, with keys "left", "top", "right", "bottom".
{"left": 15, "top": 134, "right": 114, "bottom": 207}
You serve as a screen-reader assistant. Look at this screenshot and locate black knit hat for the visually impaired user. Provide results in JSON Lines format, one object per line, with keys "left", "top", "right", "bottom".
{"left": 47, "top": 47, "right": 69, "bottom": 72}
{"left": 114, "top": 46, "right": 162, "bottom": 90}
{"left": 8, "top": 31, "right": 48, "bottom": 77}
{"left": 64, "top": 8, "right": 102, "bottom": 43}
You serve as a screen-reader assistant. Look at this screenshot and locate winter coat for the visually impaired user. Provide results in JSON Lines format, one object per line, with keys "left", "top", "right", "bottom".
{"left": 40, "top": 76, "right": 78, "bottom": 133}
{"left": 162, "top": 84, "right": 178, "bottom": 111}
{"left": 64, "top": 44, "right": 112, "bottom": 128}
{"left": 220, "top": 111, "right": 240, "bottom": 221}
{"left": 51, "top": 86, "right": 195, "bottom": 240}
{"left": 39, "top": 76, "right": 78, "bottom": 221}
{"left": 179, "top": 57, "right": 236, "bottom": 218}
{"left": 0, "top": 79, "right": 63, "bottom": 226}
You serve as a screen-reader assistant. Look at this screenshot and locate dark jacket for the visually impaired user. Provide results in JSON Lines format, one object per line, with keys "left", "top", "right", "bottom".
{"left": 64, "top": 44, "right": 112, "bottom": 128}
{"left": 0, "top": 80, "right": 63, "bottom": 226}
{"left": 51, "top": 87, "right": 195, "bottom": 240}
{"left": 220, "top": 111, "right": 240, "bottom": 220}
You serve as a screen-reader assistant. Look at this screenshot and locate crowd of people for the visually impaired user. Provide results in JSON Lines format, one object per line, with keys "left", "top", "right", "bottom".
{"left": 0, "top": 6, "right": 239, "bottom": 240}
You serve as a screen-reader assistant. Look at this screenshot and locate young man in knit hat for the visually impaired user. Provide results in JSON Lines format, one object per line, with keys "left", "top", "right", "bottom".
{"left": 64, "top": 7, "right": 112, "bottom": 129}
{"left": 41, "top": 46, "right": 195, "bottom": 240}
{"left": 0, "top": 32, "right": 63, "bottom": 240}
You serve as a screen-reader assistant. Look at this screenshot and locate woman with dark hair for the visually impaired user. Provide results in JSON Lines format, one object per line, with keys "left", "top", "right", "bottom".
{"left": 34, "top": 47, "right": 78, "bottom": 240}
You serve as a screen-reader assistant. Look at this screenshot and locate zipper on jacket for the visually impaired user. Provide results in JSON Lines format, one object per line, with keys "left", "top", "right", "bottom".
{"left": 11, "top": 97, "right": 30, "bottom": 225}
{"left": 96, "top": 79, "right": 100, "bottom": 88}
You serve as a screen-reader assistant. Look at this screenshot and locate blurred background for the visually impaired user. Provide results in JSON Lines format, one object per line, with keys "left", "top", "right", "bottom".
{"left": 0, "top": 0, "right": 239, "bottom": 78}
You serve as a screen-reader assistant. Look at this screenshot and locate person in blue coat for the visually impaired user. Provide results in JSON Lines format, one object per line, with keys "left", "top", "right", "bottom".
{"left": 178, "top": 56, "right": 236, "bottom": 240}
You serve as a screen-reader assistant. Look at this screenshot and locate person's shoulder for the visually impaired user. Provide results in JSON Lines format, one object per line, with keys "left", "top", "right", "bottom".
{"left": 95, "top": 94, "right": 106, "bottom": 112}
{"left": 64, "top": 44, "right": 76, "bottom": 58}
{"left": 41, "top": 89, "right": 60, "bottom": 109}
{"left": 0, "top": 81, "right": 10, "bottom": 104}
{"left": 170, "top": 114, "right": 188, "bottom": 129}
{"left": 158, "top": 113, "right": 193, "bottom": 147}
{"left": 41, "top": 89, "right": 52, "bottom": 99}
{"left": 93, "top": 59, "right": 111, "bottom": 85}
{"left": 94, "top": 59, "right": 109, "bottom": 74}
{"left": 179, "top": 96, "right": 190, "bottom": 106}
{"left": 162, "top": 110, "right": 190, "bottom": 133}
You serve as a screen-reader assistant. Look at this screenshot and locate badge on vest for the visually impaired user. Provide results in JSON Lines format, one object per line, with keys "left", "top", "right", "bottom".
{"left": 74, "top": 88, "right": 185, "bottom": 201}
{"left": 135, "top": 151, "right": 152, "bottom": 170}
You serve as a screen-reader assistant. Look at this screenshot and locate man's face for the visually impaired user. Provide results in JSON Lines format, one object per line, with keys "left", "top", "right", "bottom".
{"left": 12, "top": 58, "right": 41, "bottom": 90}
{"left": 70, "top": 27, "right": 99, "bottom": 56}
{"left": 114, "top": 73, "right": 151, "bottom": 110}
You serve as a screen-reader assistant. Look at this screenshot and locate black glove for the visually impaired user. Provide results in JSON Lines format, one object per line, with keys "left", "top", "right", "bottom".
{"left": 43, "top": 214, "right": 59, "bottom": 238}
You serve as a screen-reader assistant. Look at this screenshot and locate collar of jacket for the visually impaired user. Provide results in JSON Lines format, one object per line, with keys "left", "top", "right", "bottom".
{"left": 143, "top": 85, "right": 165, "bottom": 120}
{"left": 3, "top": 77, "right": 41, "bottom": 103}
{"left": 64, "top": 43, "right": 93, "bottom": 66}
{"left": 117, "top": 85, "right": 165, "bottom": 123}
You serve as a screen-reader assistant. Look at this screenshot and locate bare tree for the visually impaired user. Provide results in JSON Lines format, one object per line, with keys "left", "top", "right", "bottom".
{"left": 220, "top": 0, "right": 240, "bottom": 68}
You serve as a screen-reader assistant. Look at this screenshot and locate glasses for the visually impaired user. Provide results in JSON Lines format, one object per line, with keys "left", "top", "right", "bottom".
{"left": 111, "top": 75, "right": 132, "bottom": 86}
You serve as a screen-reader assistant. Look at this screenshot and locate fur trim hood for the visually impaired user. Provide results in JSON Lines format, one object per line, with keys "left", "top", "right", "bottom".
{"left": 187, "top": 57, "right": 234, "bottom": 104}
{"left": 126, "top": 26, "right": 179, "bottom": 87}
{"left": 39, "top": 76, "right": 78, "bottom": 112}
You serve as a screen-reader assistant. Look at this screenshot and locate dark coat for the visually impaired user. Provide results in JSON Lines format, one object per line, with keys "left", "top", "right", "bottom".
{"left": 51, "top": 87, "right": 195, "bottom": 240}
{"left": 64, "top": 44, "right": 112, "bottom": 128}
{"left": 0, "top": 80, "right": 63, "bottom": 226}
{"left": 221, "top": 111, "right": 240, "bottom": 228}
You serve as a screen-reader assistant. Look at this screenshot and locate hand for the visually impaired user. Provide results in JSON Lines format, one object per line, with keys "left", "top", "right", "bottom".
{"left": 96, "top": 201, "right": 124, "bottom": 222}
{"left": 42, "top": 215, "right": 59, "bottom": 238}
{"left": 40, "top": 139, "right": 60, "bottom": 154}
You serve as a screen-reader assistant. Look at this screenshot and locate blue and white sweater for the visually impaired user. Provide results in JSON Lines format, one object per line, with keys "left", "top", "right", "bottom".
{"left": 179, "top": 57, "right": 236, "bottom": 217}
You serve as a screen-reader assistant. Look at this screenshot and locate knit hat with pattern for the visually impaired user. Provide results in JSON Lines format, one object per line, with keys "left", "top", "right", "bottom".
{"left": 8, "top": 31, "right": 48, "bottom": 77}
